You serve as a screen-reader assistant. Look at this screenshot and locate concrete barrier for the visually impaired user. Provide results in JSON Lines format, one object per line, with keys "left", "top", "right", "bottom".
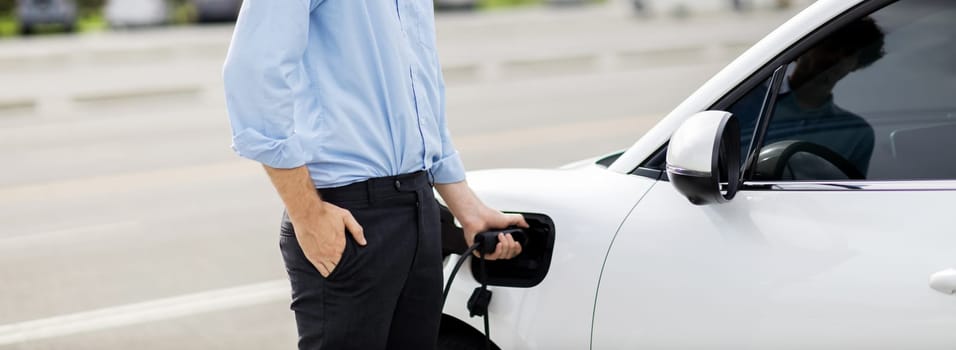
{"left": 72, "top": 85, "right": 202, "bottom": 105}
{"left": 0, "top": 98, "right": 36, "bottom": 117}
{"left": 628, "top": 0, "right": 813, "bottom": 17}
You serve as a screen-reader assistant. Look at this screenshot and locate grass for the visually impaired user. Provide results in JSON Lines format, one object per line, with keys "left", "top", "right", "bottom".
{"left": 0, "top": 11, "right": 106, "bottom": 38}
{"left": 478, "top": 0, "right": 605, "bottom": 10}
{"left": 0, "top": 14, "right": 16, "bottom": 37}
{"left": 479, "top": 0, "right": 543, "bottom": 10}
{"left": 170, "top": 3, "right": 197, "bottom": 25}
{"left": 77, "top": 13, "right": 107, "bottom": 32}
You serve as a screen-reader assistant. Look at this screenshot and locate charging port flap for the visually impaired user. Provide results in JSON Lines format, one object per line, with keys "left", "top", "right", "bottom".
{"left": 475, "top": 213, "right": 555, "bottom": 288}
{"left": 440, "top": 206, "right": 556, "bottom": 288}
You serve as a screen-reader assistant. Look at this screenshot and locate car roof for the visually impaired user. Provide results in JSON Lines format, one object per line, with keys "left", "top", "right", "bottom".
{"left": 609, "top": 0, "right": 869, "bottom": 174}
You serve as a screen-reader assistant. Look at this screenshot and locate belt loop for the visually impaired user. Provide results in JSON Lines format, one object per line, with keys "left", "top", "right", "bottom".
{"left": 426, "top": 169, "right": 434, "bottom": 187}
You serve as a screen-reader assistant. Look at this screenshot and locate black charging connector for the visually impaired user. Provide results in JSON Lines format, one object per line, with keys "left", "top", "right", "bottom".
{"left": 473, "top": 228, "right": 528, "bottom": 256}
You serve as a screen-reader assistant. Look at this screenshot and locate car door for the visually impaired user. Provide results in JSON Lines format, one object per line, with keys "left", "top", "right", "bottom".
{"left": 593, "top": 0, "right": 956, "bottom": 348}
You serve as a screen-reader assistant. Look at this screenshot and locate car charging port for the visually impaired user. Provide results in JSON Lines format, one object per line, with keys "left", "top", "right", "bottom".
{"left": 440, "top": 207, "right": 556, "bottom": 288}
{"left": 470, "top": 213, "right": 555, "bottom": 288}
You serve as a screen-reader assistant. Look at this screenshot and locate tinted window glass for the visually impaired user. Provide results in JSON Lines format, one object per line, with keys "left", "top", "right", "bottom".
{"left": 727, "top": 77, "right": 772, "bottom": 163}
{"left": 747, "top": 0, "right": 956, "bottom": 181}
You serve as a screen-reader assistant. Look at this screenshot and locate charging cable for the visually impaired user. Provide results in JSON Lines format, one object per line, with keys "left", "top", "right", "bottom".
{"left": 442, "top": 229, "right": 527, "bottom": 350}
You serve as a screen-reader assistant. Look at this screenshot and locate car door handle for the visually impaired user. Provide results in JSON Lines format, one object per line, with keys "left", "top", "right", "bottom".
{"left": 929, "top": 268, "right": 956, "bottom": 295}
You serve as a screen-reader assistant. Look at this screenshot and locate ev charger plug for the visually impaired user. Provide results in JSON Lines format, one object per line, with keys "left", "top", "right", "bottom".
{"left": 442, "top": 228, "right": 528, "bottom": 350}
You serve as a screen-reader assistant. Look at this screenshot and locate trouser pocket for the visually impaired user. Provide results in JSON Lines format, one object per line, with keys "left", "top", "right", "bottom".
{"left": 279, "top": 215, "right": 358, "bottom": 282}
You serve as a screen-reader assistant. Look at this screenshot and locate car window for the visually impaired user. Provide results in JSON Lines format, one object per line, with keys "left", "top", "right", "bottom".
{"left": 726, "top": 77, "right": 772, "bottom": 164}
{"left": 745, "top": 0, "right": 956, "bottom": 181}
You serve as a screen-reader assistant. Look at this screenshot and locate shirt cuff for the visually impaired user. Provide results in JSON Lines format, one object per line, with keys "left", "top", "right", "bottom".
{"left": 231, "top": 128, "right": 307, "bottom": 169}
{"left": 430, "top": 151, "right": 466, "bottom": 184}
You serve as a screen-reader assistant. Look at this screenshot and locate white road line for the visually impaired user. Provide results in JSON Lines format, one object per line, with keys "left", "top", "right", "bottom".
{"left": 0, "top": 160, "right": 262, "bottom": 201}
{"left": 0, "top": 280, "right": 290, "bottom": 346}
{"left": 0, "top": 221, "right": 141, "bottom": 247}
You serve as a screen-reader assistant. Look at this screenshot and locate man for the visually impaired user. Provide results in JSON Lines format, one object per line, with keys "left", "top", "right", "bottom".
{"left": 222, "top": 1, "right": 527, "bottom": 349}
{"left": 731, "top": 17, "right": 885, "bottom": 179}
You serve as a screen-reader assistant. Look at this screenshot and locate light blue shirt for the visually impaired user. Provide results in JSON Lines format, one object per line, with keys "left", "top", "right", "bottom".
{"left": 223, "top": 0, "right": 465, "bottom": 188}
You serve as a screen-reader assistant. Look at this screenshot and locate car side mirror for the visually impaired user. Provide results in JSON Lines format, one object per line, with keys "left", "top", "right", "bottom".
{"left": 666, "top": 111, "right": 741, "bottom": 205}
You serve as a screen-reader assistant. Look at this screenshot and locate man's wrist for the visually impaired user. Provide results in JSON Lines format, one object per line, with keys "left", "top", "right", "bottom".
{"left": 291, "top": 201, "right": 330, "bottom": 225}
{"left": 459, "top": 216, "right": 483, "bottom": 233}
{"left": 459, "top": 205, "right": 496, "bottom": 233}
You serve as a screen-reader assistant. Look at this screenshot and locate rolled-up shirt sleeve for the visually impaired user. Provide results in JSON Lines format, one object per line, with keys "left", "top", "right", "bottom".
{"left": 222, "top": 0, "right": 313, "bottom": 169}
{"left": 430, "top": 71, "right": 467, "bottom": 184}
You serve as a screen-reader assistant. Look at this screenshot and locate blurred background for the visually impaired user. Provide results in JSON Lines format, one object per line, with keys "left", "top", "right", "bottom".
{"left": 0, "top": 0, "right": 811, "bottom": 349}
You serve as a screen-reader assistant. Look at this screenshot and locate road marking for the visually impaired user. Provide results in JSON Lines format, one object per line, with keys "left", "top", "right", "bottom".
{"left": 0, "top": 98, "right": 36, "bottom": 113}
{"left": 0, "top": 160, "right": 262, "bottom": 202}
{"left": 72, "top": 85, "right": 203, "bottom": 105}
{"left": 0, "top": 221, "right": 141, "bottom": 247}
{"left": 0, "top": 280, "right": 290, "bottom": 346}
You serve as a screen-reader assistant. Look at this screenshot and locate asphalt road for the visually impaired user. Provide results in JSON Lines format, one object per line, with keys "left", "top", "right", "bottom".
{"left": 0, "top": 2, "right": 804, "bottom": 349}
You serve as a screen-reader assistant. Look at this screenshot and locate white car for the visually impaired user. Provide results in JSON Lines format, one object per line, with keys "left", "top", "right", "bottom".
{"left": 438, "top": 0, "right": 956, "bottom": 348}
{"left": 104, "top": 0, "right": 169, "bottom": 28}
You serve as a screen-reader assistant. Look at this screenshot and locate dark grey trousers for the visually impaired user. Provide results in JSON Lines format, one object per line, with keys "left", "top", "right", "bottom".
{"left": 279, "top": 171, "right": 442, "bottom": 350}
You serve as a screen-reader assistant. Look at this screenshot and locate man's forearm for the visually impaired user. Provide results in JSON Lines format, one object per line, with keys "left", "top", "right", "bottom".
{"left": 435, "top": 181, "right": 483, "bottom": 228}
{"left": 263, "top": 165, "right": 324, "bottom": 224}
